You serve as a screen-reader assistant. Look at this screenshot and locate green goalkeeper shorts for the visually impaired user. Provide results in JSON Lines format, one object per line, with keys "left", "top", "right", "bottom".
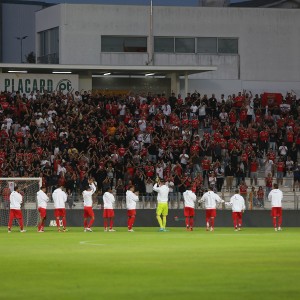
{"left": 156, "top": 203, "right": 168, "bottom": 216}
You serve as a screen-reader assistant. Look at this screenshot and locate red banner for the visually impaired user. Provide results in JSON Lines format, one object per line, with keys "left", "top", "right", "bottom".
{"left": 261, "top": 93, "right": 283, "bottom": 108}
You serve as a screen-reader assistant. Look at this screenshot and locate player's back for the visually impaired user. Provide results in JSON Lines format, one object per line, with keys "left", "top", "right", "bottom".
{"left": 37, "top": 190, "right": 49, "bottom": 208}
{"left": 183, "top": 190, "right": 196, "bottom": 208}
{"left": 268, "top": 189, "right": 283, "bottom": 207}
{"left": 203, "top": 191, "right": 219, "bottom": 209}
{"left": 230, "top": 194, "right": 245, "bottom": 212}
{"left": 103, "top": 192, "right": 115, "bottom": 209}
{"left": 52, "top": 188, "right": 67, "bottom": 209}
{"left": 10, "top": 191, "right": 22, "bottom": 209}
{"left": 126, "top": 190, "right": 138, "bottom": 210}
{"left": 82, "top": 190, "right": 93, "bottom": 207}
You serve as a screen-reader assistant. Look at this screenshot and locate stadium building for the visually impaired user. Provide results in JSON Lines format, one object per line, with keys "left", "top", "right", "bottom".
{"left": 0, "top": 1, "right": 299, "bottom": 96}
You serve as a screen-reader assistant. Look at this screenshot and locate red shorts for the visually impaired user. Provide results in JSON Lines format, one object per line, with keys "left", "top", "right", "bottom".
{"left": 206, "top": 209, "right": 216, "bottom": 218}
{"left": 84, "top": 206, "right": 94, "bottom": 218}
{"left": 127, "top": 209, "right": 136, "bottom": 217}
{"left": 54, "top": 208, "right": 66, "bottom": 218}
{"left": 9, "top": 209, "right": 23, "bottom": 219}
{"left": 271, "top": 207, "right": 282, "bottom": 217}
{"left": 184, "top": 207, "right": 195, "bottom": 217}
{"left": 232, "top": 212, "right": 243, "bottom": 220}
{"left": 38, "top": 207, "right": 47, "bottom": 218}
{"left": 103, "top": 209, "right": 114, "bottom": 218}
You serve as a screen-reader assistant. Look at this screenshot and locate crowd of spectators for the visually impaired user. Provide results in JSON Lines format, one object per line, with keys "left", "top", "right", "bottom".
{"left": 0, "top": 88, "right": 300, "bottom": 206}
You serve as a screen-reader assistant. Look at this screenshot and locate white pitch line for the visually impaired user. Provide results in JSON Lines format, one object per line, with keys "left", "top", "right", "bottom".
{"left": 79, "top": 241, "right": 106, "bottom": 246}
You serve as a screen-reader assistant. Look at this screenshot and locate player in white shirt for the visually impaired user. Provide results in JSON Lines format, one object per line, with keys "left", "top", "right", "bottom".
{"left": 183, "top": 187, "right": 197, "bottom": 231}
{"left": 153, "top": 178, "right": 170, "bottom": 232}
{"left": 82, "top": 179, "right": 97, "bottom": 232}
{"left": 200, "top": 186, "right": 224, "bottom": 231}
{"left": 52, "top": 185, "right": 68, "bottom": 232}
{"left": 268, "top": 183, "right": 283, "bottom": 231}
{"left": 225, "top": 189, "right": 246, "bottom": 231}
{"left": 8, "top": 185, "right": 26, "bottom": 233}
{"left": 37, "top": 186, "right": 49, "bottom": 232}
{"left": 126, "top": 185, "right": 139, "bottom": 232}
{"left": 103, "top": 187, "right": 116, "bottom": 232}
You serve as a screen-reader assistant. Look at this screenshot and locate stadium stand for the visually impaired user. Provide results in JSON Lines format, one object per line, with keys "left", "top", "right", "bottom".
{"left": 0, "top": 89, "right": 299, "bottom": 210}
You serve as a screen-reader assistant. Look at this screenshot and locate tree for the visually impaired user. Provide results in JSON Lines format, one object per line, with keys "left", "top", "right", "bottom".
{"left": 25, "top": 51, "right": 36, "bottom": 63}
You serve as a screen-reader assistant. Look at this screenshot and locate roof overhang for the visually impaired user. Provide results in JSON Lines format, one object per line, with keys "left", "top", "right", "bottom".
{"left": 0, "top": 63, "right": 217, "bottom": 77}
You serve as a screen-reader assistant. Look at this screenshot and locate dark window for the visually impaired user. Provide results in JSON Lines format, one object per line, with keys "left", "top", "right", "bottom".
{"left": 197, "top": 37, "right": 217, "bottom": 53}
{"left": 175, "top": 38, "right": 195, "bottom": 53}
{"left": 218, "top": 38, "right": 238, "bottom": 54}
{"left": 101, "top": 36, "right": 147, "bottom": 52}
{"left": 154, "top": 37, "right": 174, "bottom": 53}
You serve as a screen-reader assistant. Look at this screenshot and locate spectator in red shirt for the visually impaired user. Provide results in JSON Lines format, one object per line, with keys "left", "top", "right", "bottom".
{"left": 257, "top": 186, "right": 265, "bottom": 208}
{"left": 259, "top": 127, "right": 269, "bottom": 154}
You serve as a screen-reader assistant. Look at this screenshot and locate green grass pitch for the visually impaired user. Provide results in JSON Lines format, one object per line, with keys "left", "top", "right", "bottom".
{"left": 1, "top": 227, "right": 300, "bottom": 300}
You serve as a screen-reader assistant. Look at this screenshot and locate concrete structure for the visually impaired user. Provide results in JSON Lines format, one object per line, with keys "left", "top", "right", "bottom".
{"left": 33, "top": 4, "right": 300, "bottom": 96}
{"left": 1, "top": 3, "right": 299, "bottom": 96}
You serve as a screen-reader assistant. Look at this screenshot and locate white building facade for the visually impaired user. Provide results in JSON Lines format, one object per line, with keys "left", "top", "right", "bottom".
{"left": 32, "top": 4, "right": 300, "bottom": 96}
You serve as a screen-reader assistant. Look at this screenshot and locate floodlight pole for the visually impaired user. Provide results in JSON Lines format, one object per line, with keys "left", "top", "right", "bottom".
{"left": 16, "top": 35, "right": 28, "bottom": 63}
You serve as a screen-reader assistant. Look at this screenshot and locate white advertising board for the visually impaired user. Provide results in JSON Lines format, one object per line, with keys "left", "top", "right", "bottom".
{"left": 0, "top": 73, "right": 79, "bottom": 94}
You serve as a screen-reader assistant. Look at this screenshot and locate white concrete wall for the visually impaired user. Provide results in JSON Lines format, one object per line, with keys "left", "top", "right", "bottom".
{"left": 35, "top": 4, "right": 300, "bottom": 95}
{"left": 152, "top": 6, "right": 300, "bottom": 82}
{"left": 35, "top": 4, "right": 61, "bottom": 33}
{"left": 100, "top": 53, "right": 149, "bottom": 66}
{"left": 57, "top": 4, "right": 150, "bottom": 65}
{"left": 35, "top": 4, "right": 61, "bottom": 60}
{"left": 182, "top": 79, "right": 300, "bottom": 98}
{"left": 156, "top": 54, "right": 239, "bottom": 80}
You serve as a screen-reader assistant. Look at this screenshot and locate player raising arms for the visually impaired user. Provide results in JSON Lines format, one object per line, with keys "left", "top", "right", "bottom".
{"left": 103, "top": 187, "right": 116, "bottom": 232}
{"left": 200, "top": 186, "right": 224, "bottom": 232}
{"left": 8, "top": 185, "right": 26, "bottom": 233}
{"left": 83, "top": 178, "right": 97, "bottom": 232}
{"left": 183, "top": 187, "right": 197, "bottom": 231}
{"left": 126, "top": 185, "right": 139, "bottom": 232}
{"left": 52, "top": 184, "right": 68, "bottom": 232}
{"left": 37, "top": 186, "right": 49, "bottom": 232}
{"left": 268, "top": 183, "right": 283, "bottom": 231}
{"left": 153, "top": 177, "right": 170, "bottom": 232}
{"left": 225, "top": 189, "right": 245, "bottom": 231}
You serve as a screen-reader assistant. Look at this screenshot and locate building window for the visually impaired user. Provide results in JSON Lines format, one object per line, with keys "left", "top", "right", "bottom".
{"left": 154, "top": 37, "right": 174, "bottom": 53}
{"left": 218, "top": 38, "right": 238, "bottom": 54}
{"left": 101, "top": 36, "right": 147, "bottom": 52}
{"left": 175, "top": 38, "right": 195, "bottom": 53}
{"left": 37, "top": 27, "right": 59, "bottom": 64}
{"left": 197, "top": 37, "right": 217, "bottom": 54}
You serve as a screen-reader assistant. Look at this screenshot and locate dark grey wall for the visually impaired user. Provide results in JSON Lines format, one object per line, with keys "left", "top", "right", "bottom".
{"left": 0, "top": 3, "right": 2, "bottom": 62}
{"left": 92, "top": 77, "right": 171, "bottom": 95}
{"left": 2, "top": 3, "right": 41, "bottom": 63}
{"left": 1, "top": 209, "right": 300, "bottom": 228}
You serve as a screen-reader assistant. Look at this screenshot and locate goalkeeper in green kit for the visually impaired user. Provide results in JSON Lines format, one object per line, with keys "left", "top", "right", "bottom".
{"left": 153, "top": 177, "right": 170, "bottom": 232}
